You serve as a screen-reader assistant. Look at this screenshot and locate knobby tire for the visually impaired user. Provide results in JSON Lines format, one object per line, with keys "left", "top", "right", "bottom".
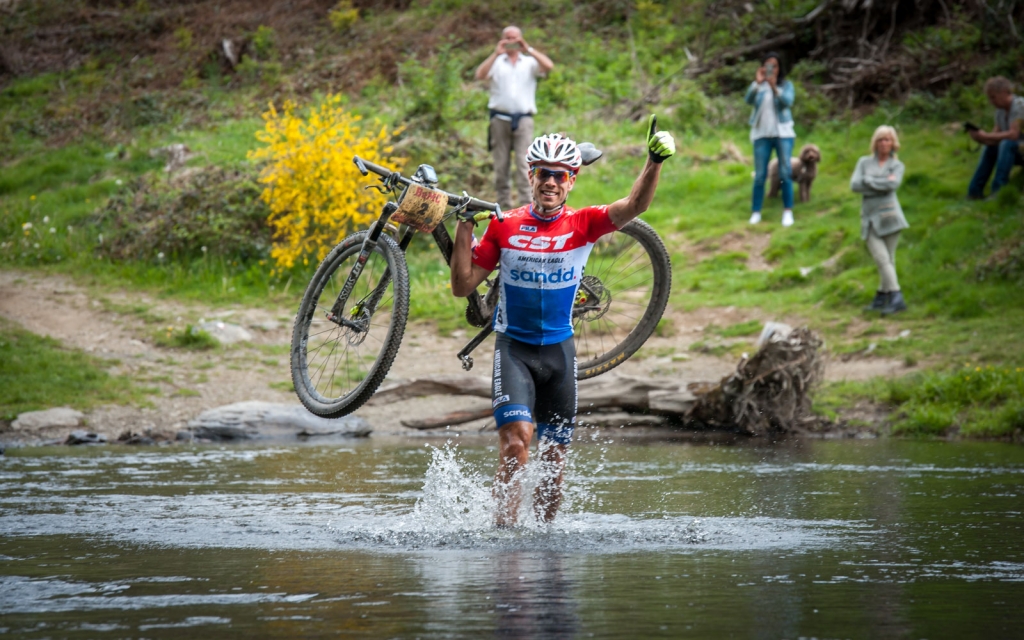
{"left": 290, "top": 231, "right": 410, "bottom": 418}
{"left": 574, "top": 219, "right": 671, "bottom": 380}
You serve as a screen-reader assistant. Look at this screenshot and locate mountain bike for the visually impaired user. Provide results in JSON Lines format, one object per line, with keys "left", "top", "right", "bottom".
{"left": 290, "top": 148, "right": 672, "bottom": 418}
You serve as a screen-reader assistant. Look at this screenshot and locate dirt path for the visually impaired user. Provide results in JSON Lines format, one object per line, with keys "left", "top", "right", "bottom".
{"left": 0, "top": 270, "right": 911, "bottom": 442}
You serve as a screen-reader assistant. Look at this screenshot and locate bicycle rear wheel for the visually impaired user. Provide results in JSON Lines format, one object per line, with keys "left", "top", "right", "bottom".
{"left": 574, "top": 219, "right": 671, "bottom": 380}
{"left": 291, "top": 231, "right": 410, "bottom": 418}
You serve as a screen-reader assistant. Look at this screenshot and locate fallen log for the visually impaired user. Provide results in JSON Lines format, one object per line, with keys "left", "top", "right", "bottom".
{"left": 368, "top": 374, "right": 491, "bottom": 405}
{"left": 378, "top": 324, "right": 823, "bottom": 436}
{"left": 401, "top": 408, "right": 493, "bottom": 430}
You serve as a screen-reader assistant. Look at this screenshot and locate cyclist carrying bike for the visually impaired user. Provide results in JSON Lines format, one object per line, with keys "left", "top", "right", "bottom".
{"left": 450, "top": 116, "right": 676, "bottom": 526}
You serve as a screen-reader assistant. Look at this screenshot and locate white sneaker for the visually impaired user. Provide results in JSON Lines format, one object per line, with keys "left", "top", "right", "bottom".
{"left": 748, "top": 211, "right": 762, "bottom": 224}
{"left": 781, "top": 210, "right": 794, "bottom": 227}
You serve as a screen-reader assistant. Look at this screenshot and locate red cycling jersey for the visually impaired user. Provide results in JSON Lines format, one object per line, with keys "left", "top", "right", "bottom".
{"left": 471, "top": 204, "right": 618, "bottom": 345}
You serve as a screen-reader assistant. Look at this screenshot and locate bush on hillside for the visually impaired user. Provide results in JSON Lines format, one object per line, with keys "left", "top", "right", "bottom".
{"left": 94, "top": 166, "right": 271, "bottom": 263}
{"left": 248, "top": 94, "right": 406, "bottom": 271}
{"left": 889, "top": 364, "right": 1024, "bottom": 437}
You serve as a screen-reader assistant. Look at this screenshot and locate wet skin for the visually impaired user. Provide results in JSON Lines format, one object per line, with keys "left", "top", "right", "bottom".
{"left": 494, "top": 420, "right": 567, "bottom": 527}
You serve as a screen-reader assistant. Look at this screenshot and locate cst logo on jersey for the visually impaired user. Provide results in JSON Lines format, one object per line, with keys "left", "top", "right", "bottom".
{"left": 508, "top": 232, "right": 573, "bottom": 250}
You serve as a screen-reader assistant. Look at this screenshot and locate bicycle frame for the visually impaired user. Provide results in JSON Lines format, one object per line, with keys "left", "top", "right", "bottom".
{"left": 328, "top": 158, "right": 500, "bottom": 371}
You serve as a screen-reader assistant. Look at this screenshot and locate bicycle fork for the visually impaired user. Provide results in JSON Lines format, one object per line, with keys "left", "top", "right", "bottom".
{"left": 327, "top": 202, "right": 399, "bottom": 330}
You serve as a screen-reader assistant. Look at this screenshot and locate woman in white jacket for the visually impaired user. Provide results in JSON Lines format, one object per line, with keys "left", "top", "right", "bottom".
{"left": 850, "top": 125, "right": 908, "bottom": 315}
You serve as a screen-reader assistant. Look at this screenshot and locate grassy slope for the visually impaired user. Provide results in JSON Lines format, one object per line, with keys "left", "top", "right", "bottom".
{"left": 0, "top": 319, "right": 146, "bottom": 420}
{"left": 1, "top": 2, "right": 1022, "bottom": 435}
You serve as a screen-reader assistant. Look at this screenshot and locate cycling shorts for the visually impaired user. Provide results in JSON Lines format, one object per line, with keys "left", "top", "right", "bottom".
{"left": 491, "top": 332, "right": 577, "bottom": 445}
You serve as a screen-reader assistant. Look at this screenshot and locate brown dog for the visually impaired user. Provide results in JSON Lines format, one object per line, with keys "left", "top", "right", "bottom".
{"left": 768, "top": 143, "right": 821, "bottom": 203}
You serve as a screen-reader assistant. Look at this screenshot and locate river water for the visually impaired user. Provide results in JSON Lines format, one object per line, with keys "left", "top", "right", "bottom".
{"left": 2, "top": 434, "right": 1023, "bottom": 638}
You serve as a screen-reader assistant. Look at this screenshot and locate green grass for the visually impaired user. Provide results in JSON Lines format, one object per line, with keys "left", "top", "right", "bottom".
{"left": 0, "top": 319, "right": 145, "bottom": 419}
{"left": 817, "top": 364, "right": 1024, "bottom": 438}
{"left": 1, "top": 39, "right": 1023, "bottom": 436}
{"left": 153, "top": 325, "right": 219, "bottom": 350}
{"left": 713, "top": 320, "right": 763, "bottom": 338}
{"left": 890, "top": 364, "right": 1024, "bottom": 437}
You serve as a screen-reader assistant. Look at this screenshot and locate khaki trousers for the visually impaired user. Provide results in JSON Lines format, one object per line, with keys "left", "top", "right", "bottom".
{"left": 490, "top": 116, "right": 534, "bottom": 211}
{"left": 866, "top": 227, "right": 900, "bottom": 292}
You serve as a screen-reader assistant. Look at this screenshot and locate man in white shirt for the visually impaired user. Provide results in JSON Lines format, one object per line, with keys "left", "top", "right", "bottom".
{"left": 475, "top": 26, "right": 554, "bottom": 211}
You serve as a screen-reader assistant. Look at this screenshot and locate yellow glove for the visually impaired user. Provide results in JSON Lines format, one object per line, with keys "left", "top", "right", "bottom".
{"left": 646, "top": 114, "right": 675, "bottom": 164}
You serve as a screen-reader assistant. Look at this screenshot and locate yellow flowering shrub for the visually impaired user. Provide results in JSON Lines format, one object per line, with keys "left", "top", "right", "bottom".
{"left": 248, "top": 95, "right": 405, "bottom": 270}
{"left": 328, "top": 1, "right": 359, "bottom": 32}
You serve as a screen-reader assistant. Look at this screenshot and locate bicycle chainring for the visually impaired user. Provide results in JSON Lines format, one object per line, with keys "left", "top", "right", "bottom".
{"left": 465, "top": 279, "right": 500, "bottom": 328}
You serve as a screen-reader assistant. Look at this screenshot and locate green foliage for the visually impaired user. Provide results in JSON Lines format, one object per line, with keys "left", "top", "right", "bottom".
{"left": 0, "top": 320, "right": 143, "bottom": 419}
{"left": 328, "top": 1, "right": 359, "bottom": 32}
{"left": 902, "top": 84, "right": 990, "bottom": 122}
{"left": 664, "top": 81, "right": 711, "bottom": 133}
{"left": 791, "top": 80, "right": 834, "bottom": 130}
{"left": 93, "top": 166, "right": 271, "bottom": 263}
{"left": 903, "top": 21, "right": 982, "bottom": 70}
{"left": 153, "top": 324, "right": 219, "bottom": 350}
{"left": 398, "top": 42, "right": 482, "bottom": 133}
{"left": 251, "top": 25, "right": 278, "bottom": 61}
{"left": 887, "top": 364, "right": 1024, "bottom": 437}
{"left": 174, "top": 26, "right": 194, "bottom": 52}
{"left": 714, "top": 320, "right": 762, "bottom": 338}
{"left": 655, "top": 316, "right": 677, "bottom": 337}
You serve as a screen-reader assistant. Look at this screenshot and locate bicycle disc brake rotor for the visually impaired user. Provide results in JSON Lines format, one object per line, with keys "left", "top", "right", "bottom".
{"left": 575, "top": 275, "right": 611, "bottom": 321}
{"left": 343, "top": 305, "right": 371, "bottom": 346}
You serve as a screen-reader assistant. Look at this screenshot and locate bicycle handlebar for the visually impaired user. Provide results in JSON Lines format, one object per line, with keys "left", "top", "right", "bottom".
{"left": 354, "top": 156, "right": 503, "bottom": 222}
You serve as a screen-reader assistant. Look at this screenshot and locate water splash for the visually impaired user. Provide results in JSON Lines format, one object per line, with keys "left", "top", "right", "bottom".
{"left": 410, "top": 442, "right": 494, "bottom": 533}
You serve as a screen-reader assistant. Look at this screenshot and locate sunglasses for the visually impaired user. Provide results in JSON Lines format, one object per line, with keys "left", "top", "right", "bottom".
{"left": 530, "top": 167, "right": 574, "bottom": 184}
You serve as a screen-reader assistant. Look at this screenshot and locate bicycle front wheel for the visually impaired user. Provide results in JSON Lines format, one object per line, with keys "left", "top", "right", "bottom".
{"left": 575, "top": 219, "right": 672, "bottom": 380}
{"left": 290, "top": 231, "right": 410, "bottom": 418}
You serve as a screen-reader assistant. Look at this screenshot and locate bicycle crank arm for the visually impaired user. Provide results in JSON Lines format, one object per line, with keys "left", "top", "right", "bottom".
{"left": 456, "top": 325, "right": 494, "bottom": 371}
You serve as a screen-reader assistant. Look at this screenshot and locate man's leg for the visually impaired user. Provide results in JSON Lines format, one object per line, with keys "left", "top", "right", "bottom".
{"left": 491, "top": 333, "right": 537, "bottom": 527}
{"left": 991, "top": 139, "right": 1021, "bottom": 194}
{"left": 533, "top": 440, "right": 568, "bottom": 523}
{"left": 495, "top": 420, "right": 534, "bottom": 527}
{"left": 531, "top": 337, "right": 577, "bottom": 523}
{"left": 512, "top": 116, "right": 534, "bottom": 208}
{"left": 968, "top": 144, "right": 999, "bottom": 199}
{"left": 490, "top": 118, "right": 514, "bottom": 211}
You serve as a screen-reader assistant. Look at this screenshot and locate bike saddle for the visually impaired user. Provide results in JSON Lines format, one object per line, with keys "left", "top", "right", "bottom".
{"left": 579, "top": 142, "right": 603, "bottom": 167}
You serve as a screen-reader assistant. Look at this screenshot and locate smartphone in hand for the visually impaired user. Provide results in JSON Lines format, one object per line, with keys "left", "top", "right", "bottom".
{"left": 964, "top": 122, "right": 980, "bottom": 132}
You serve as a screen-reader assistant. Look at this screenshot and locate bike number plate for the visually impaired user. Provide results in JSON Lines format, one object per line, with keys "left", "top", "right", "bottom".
{"left": 392, "top": 185, "right": 448, "bottom": 232}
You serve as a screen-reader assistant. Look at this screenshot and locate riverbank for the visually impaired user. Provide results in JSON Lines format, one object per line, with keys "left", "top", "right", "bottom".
{"left": 0, "top": 268, "right": 924, "bottom": 447}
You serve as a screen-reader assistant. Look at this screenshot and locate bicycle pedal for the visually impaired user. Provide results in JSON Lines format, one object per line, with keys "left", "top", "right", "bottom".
{"left": 460, "top": 355, "right": 474, "bottom": 371}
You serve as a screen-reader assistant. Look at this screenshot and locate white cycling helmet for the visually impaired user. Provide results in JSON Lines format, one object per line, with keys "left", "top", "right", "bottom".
{"left": 526, "top": 133, "right": 582, "bottom": 172}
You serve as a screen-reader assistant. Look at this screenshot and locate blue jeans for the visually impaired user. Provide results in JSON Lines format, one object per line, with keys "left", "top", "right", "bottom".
{"left": 752, "top": 137, "right": 794, "bottom": 212}
{"left": 968, "top": 139, "right": 1023, "bottom": 198}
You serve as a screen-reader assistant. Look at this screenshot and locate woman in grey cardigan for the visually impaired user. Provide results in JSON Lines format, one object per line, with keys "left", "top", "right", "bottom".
{"left": 850, "top": 125, "right": 908, "bottom": 315}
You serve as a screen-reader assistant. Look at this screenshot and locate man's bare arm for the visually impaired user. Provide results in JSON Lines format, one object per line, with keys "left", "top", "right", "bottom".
{"left": 520, "top": 36, "right": 553, "bottom": 74}
{"left": 606, "top": 160, "right": 663, "bottom": 228}
{"left": 475, "top": 39, "right": 508, "bottom": 81}
{"left": 606, "top": 115, "right": 674, "bottom": 228}
{"left": 451, "top": 220, "right": 492, "bottom": 297}
{"left": 972, "top": 121, "right": 1022, "bottom": 144}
